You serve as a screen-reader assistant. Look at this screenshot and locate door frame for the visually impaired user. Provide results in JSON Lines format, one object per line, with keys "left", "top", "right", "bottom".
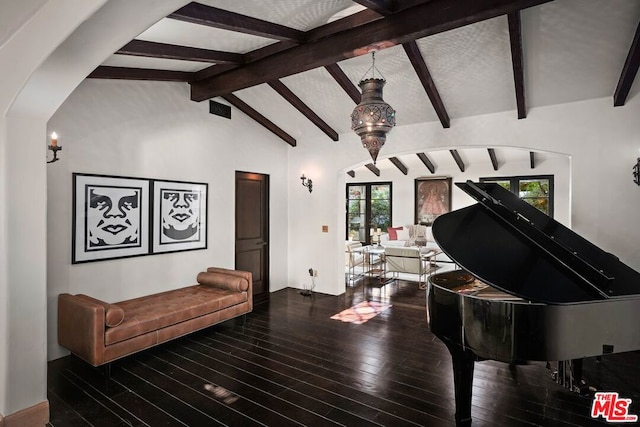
{"left": 235, "top": 171, "right": 269, "bottom": 294}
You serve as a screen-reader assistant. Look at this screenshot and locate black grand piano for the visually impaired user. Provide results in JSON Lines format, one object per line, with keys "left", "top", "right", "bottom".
{"left": 427, "top": 181, "right": 640, "bottom": 426}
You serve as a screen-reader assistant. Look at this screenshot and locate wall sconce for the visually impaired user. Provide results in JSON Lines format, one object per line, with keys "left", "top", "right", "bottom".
{"left": 47, "top": 132, "right": 62, "bottom": 163}
{"left": 300, "top": 174, "right": 312, "bottom": 193}
{"left": 634, "top": 157, "right": 640, "bottom": 186}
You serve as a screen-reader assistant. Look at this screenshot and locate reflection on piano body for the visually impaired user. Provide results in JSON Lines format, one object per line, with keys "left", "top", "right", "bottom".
{"left": 426, "top": 181, "right": 640, "bottom": 426}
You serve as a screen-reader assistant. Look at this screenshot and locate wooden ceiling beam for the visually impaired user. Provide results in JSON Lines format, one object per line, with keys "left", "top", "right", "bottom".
{"left": 222, "top": 94, "right": 296, "bottom": 147}
{"left": 194, "top": 64, "right": 238, "bottom": 81}
{"left": 365, "top": 163, "right": 381, "bottom": 176}
{"left": 352, "top": 0, "right": 396, "bottom": 16}
{"left": 87, "top": 66, "right": 194, "bottom": 82}
{"left": 416, "top": 152, "right": 435, "bottom": 173}
{"left": 117, "top": 40, "right": 243, "bottom": 64}
{"left": 487, "top": 148, "right": 499, "bottom": 171}
{"left": 325, "top": 63, "right": 361, "bottom": 104}
{"left": 169, "top": 2, "right": 305, "bottom": 42}
{"left": 347, "top": 170, "right": 356, "bottom": 178}
{"left": 244, "top": 41, "right": 299, "bottom": 63}
{"left": 195, "top": 10, "right": 383, "bottom": 89}
{"left": 450, "top": 149, "right": 465, "bottom": 172}
{"left": 267, "top": 80, "right": 339, "bottom": 141}
{"left": 190, "top": 0, "right": 553, "bottom": 101}
{"left": 306, "top": 10, "right": 383, "bottom": 42}
{"left": 403, "top": 41, "right": 450, "bottom": 128}
{"left": 309, "top": 0, "right": 440, "bottom": 41}
{"left": 195, "top": 42, "right": 299, "bottom": 81}
{"left": 508, "top": 11, "right": 527, "bottom": 119}
{"left": 389, "top": 157, "right": 408, "bottom": 175}
{"left": 614, "top": 20, "right": 640, "bottom": 107}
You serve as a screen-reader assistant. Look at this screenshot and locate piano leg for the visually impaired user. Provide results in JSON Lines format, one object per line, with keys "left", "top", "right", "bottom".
{"left": 445, "top": 342, "right": 476, "bottom": 427}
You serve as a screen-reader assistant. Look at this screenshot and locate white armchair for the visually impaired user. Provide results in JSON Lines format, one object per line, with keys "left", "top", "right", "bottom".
{"left": 384, "top": 246, "right": 429, "bottom": 287}
{"left": 345, "top": 241, "right": 365, "bottom": 283}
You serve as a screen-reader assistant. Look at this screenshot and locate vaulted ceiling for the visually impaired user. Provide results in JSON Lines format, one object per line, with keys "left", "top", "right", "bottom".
{"left": 88, "top": 0, "right": 640, "bottom": 176}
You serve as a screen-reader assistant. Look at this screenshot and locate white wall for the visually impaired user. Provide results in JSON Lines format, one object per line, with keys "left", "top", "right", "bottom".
{"left": 1, "top": 0, "right": 194, "bottom": 416}
{"left": 0, "top": 0, "right": 111, "bottom": 415}
{"left": 46, "top": 79, "right": 289, "bottom": 360}
{"left": 288, "top": 96, "right": 640, "bottom": 296}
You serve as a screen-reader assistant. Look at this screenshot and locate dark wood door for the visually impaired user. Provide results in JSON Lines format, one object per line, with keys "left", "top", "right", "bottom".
{"left": 235, "top": 171, "right": 269, "bottom": 295}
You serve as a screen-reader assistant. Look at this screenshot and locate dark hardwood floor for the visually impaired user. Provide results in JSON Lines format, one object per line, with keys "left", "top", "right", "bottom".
{"left": 48, "top": 278, "right": 640, "bottom": 426}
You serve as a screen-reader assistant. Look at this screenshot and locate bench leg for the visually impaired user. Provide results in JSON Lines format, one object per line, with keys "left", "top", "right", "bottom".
{"left": 103, "top": 362, "right": 112, "bottom": 391}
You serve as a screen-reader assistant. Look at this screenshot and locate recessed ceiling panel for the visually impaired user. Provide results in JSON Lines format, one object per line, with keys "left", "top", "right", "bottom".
{"left": 416, "top": 16, "right": 517, "bottom": 119}
{"left": 135, "top": 17, "right": 277, "bottom": 53}
{"left": 195, "top": 0, "right": 355, "bottom": 30}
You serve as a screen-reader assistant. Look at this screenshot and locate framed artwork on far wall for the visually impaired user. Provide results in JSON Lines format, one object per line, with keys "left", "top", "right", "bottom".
{"left": 72, "top": 173, "right": 151, "bottom": 264}
{"left": 414, "top": 177, "right": 452, "bottom": 225}
{"left": 152, "top": 179, "right": 208, "bottom": 254}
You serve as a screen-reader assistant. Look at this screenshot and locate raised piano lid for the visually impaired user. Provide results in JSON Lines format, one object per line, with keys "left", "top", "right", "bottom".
{"left": 432, "top": 181, "right": 640, "bottom": 304}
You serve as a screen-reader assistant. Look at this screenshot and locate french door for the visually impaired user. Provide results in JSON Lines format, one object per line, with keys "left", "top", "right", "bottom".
{"left": 346, "top": 182, "right": 392, "bottom": 244}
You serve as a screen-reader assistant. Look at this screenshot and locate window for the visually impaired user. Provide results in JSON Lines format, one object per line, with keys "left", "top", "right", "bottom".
{"left": 480, "top": 175, "right": 553, "bottom": 217}
{"left": 346, "top": 183, "right": 392, "bottom": 244}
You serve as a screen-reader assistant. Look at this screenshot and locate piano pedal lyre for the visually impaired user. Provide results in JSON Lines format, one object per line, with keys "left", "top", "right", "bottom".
{"left": 549, "top": 359, "right": 594, "bottom": 395}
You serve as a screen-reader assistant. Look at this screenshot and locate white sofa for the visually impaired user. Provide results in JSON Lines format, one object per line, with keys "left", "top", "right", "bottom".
{"left": 380, "top": 224, "right": 430, "bottom": 247}
{"left": 380, "top": 225, "right": 453, "bottom": 264}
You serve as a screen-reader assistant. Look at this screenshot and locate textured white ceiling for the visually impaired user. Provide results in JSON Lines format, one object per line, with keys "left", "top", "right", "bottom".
{"left": 195, "top": 0, "right": 356, "bottom": 30}
{"left": 136, "top": 18, "right": 276, "bottom": 53}
{"left": 97, "top": 0, "right": 640, "bottom": 174}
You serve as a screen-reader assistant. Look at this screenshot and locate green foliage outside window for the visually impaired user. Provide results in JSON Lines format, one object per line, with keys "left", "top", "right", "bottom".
{"left": 346, "top": 183, "right": 392, "bottom": 242}
{"left": 480, "top": 175, "right": 553, "bottom": 217}
{"left": 519, "top": 179, "right": 550, "bottom": 214}
{"left": 370, "top": 185, "right": 391, "bottom": 230}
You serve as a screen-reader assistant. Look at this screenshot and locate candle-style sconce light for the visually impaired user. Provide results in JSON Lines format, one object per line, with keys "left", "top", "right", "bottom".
{"left": 634, "top": 157, "right": 640, "bottom": 186}
{"left": 300, "top": 173, "right": 313, "bottom": 193}
{"left": 47, "top": 132, "right": 62, "bottom": 163}
{"left": 370, "top": 227, "right": 382, "bottom": 246}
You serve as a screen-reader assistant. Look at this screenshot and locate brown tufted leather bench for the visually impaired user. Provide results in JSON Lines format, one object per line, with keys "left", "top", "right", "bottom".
{"left": 58, "top": 267, "right": 252, "bottom": 367}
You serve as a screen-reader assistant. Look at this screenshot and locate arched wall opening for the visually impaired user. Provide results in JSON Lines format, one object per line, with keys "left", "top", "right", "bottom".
{"left": 338, "top": 146, "right": 571, "bottom": 291}
{"left": 1, "top": 0, "right": 189, "bottom": 417}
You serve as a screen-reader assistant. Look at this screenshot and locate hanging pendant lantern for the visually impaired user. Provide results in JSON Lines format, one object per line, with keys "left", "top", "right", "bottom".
{"left": 351, "top": 52, "right": 396, "bottom": 163}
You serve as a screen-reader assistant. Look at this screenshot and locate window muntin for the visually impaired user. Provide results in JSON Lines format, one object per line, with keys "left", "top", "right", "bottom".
{"left": 346, "top": 183, "right": 392, "bottom": 243}
{"left": 480, "top": 175, "right": 553, "bottom": 217}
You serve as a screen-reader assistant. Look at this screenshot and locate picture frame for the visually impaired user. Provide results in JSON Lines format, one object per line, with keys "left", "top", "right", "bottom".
{"left": 414, "top": 177, "right": 452, "bottom": 225}
{"left": 72, "top": 173, "right": 151, "bottom": 264}
{"left": 152, "top": 179, "right": 208, "bottom": 254}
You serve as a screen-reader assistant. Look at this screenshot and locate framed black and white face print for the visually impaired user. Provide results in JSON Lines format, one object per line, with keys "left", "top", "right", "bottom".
{"left": 72, "top": 173, "right": 150, "bottom": 263}
{"left": 152, "top": 180, "right": 208, "bottom": 254}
